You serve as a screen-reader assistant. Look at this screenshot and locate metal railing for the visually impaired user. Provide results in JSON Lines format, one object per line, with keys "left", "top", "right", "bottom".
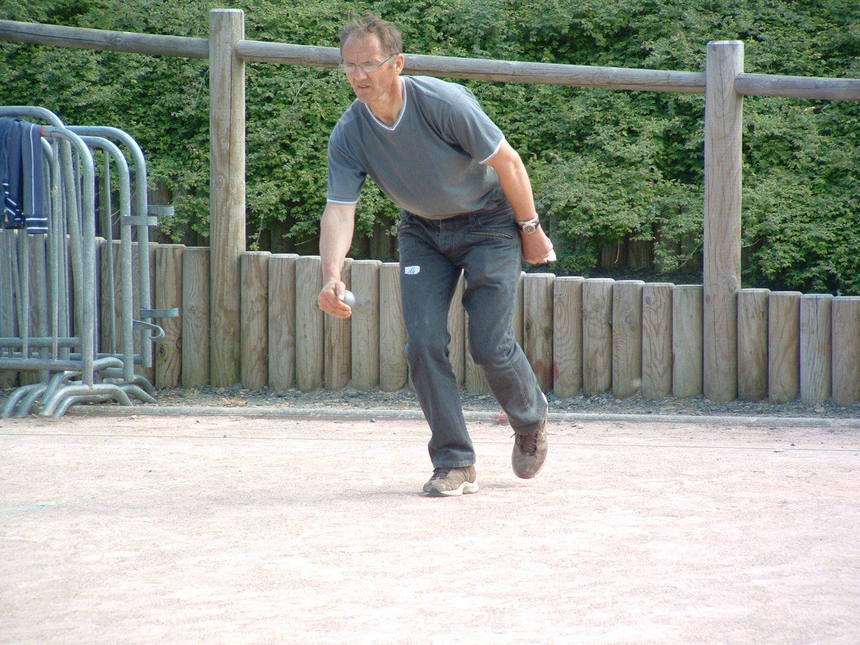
{"left": 0, "top": 106, "right": 175, "bottom": 416}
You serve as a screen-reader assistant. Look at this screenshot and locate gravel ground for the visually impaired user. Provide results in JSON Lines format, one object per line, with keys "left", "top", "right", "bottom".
{"left": 4, "top": 384, "right": 859, "bottom": 418}
{"left": 147, "top": 385, "right": 860, "bottom": 419}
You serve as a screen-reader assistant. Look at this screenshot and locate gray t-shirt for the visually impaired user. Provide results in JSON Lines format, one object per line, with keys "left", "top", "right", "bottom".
{"left": 327, "top": 75, "right": 507, "bottom": 219}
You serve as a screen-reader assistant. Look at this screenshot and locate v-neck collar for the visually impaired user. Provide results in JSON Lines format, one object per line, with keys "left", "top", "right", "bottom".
{"left": 364, "top": 77, "right": 408, "bottom": 132}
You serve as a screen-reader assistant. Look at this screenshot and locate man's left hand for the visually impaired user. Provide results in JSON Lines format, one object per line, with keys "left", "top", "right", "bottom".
{"left": 520, "top": 228, "right": 557, "bottom": 265}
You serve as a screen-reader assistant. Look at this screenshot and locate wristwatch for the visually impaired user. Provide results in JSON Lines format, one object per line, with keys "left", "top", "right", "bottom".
{"left": 516, "top": 216, "right": 541, "bottom": 234}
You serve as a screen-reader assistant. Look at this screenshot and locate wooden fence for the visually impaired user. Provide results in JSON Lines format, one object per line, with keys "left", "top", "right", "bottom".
{"left": 132, "top": 244, "right": 859, "bottom": 405}
{"left": 2, "top": 11, "right": 858, "bottom": 405}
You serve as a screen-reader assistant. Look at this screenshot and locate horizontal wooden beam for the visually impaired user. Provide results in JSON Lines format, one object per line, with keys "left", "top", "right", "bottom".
{"left": 235, "top": 40, "right": 339, "bottom": 68}
{"left": 3, "top": 20, "right": 858, "bottom": 100}
{"left": 735, "top": 73, "right": 860, "bottom": 100}
{"left": 236, "top": 39, "right": 707, "bottom": 93}
{"left": 0, "top": 19, "right": 208, "bottom": 58}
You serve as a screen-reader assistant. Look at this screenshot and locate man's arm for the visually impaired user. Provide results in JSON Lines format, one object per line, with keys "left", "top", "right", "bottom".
{"left": 318, "top": 201, "right": 357, "bottom": 318}
{"left": 485, "top": 140, "right": 556, "bottom": 265}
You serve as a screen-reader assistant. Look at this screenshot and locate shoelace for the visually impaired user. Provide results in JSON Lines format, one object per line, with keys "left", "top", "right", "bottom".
{"left": 515, "top": 432, "right": 538, "bottom": 456}
{"left": 430, "top": 467, "right": 452, "bottom": 480}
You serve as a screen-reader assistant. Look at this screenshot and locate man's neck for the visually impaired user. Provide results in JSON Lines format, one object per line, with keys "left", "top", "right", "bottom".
{"left": 368, "top": 77, "right": 405, "bottom": 126}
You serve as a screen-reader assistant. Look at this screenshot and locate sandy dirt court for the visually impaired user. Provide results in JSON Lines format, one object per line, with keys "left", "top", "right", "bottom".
{"left": 1, "top": 411, "right": 859, "bottom": 644}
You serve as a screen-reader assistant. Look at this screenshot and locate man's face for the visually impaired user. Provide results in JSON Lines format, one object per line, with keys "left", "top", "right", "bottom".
{"left": 340, "top": 35, "right": 402, "bottom": 105}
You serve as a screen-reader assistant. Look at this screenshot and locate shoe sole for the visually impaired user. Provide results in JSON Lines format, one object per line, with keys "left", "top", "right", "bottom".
{"left": 426, "top": 481, "right": 480, "bottom": 497}
{"left": 513, "top": 463, "right": 544, "bottom": 479}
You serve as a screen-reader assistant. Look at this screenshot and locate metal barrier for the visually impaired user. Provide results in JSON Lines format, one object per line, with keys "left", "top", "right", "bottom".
{"left": 0, "top": 106, "right": 175, "bottom": 416}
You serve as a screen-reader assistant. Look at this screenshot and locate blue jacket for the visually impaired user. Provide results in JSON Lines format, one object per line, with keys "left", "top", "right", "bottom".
{"left": 0, "top": 118, "right": 48, "bottom": 234}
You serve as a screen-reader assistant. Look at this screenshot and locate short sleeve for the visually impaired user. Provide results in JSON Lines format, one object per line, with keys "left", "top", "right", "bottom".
{"left": 443, "top": 87, "right": 505, "bottom": 164}
{"left": 327, "top": 128, "right": 366, "bottom": 204}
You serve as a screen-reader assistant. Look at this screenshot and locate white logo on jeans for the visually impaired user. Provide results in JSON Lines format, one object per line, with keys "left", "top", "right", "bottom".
{"left": 404, "top": 266, "right": 420, "bottom": 275}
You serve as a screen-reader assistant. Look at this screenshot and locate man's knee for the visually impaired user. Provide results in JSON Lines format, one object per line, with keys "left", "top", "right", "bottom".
{"left": 406, "top": 332, "right": 450, "bottom": 367}
{"left": 469, "top": 335, "right": 514, "bottom": 367}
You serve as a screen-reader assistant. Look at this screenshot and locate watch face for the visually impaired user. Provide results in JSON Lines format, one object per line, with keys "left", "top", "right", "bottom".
{"left": 522, "top": 222, "right": 539, "bottom": 233}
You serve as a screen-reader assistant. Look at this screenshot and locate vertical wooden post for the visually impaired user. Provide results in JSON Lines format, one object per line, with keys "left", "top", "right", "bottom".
{"left": 641, "top": 282, "right": 673, "bottom": 399}
{"left": 673, "top": 285, "right": 703, "bottom": 398}
{"left": 134, "top": 242, "right": 158, "bottom": 384}
{"left": 379, "top": 262, "right": 407, "bottom": 391}
{"left": 703, "top": 40, "right": 743, "bottom": 402}
{"left": 448, "top": 271, "right": 466, "bottom": 387}
{"left": 523, "top": 273, "right": 555, "bottom": 392}
{"left": 181, "top": 247, "right": 210, "bottom": 387}
{"left": 209, "top": 8, "right": 245, "bottom": 386}
{"left": 296, "top": 255, "right": 324, "bottom": 392}
{"left": 832, "top": 297, "right": 860, "bottom": 406}
{"left": 464, "top": 309, "right": 491, "bottom": 393}
{"left": 154, "top": 244, "right": 184, "bottom": 388}
{"left": 612, "top": 280, "right": 644, "bottom": 399}
{"left": 350, "top": 259, "right": 382, "bottom": 390}
{"left": 268, "top": 253, "right": 299, "bottom": 390}
{"left": 0, "top": 231, "right": 17, "bottom": 387}
{"left": 240, "top": 251, "right": 269, "bottom": 389}
{"left": 324, "top": 259, "right": 351, "bottom": 390}
{"left": 737, "top": 288, "right": 769, "bottom": 401}
{"left": 100, "top": 239, "right": 121, "bottom": 354}
{"left": 768, "top": 291, "right": 801, "bottom": 403}
{"left": 514, "top": 271, "right": 525, "bottom": 347}
{"left": 800, "top": 294, "right": 833, "bottom": 404}
{"left": 582, "top": 278, "right": 613, "bottom": 396}
{"left": 553, "top": 276, "right": 584, "bottom": 398}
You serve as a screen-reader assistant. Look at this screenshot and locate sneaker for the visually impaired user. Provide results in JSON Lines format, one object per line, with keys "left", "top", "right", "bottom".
{"left": 512, "top": 420, "right": 548, "bottom": 479}
{"left": 423, "top": 466, "right": 479, "bottom": 497}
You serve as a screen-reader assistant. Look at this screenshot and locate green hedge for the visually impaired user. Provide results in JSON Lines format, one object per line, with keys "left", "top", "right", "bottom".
{"left": 2, "top": 0, "right": 857, "bottom": 293}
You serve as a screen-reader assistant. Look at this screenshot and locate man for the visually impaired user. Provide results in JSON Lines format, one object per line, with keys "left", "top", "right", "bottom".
{"left": 317, "top": 14, "right": 556, "bottom": 497}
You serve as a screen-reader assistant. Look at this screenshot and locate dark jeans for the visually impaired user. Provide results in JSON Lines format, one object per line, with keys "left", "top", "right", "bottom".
{"left": 397, "top": 206, "right": 548, "bottom": 469}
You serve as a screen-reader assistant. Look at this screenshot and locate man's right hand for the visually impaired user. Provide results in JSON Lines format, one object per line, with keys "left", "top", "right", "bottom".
{"left": 318, "top": 278, "right": 353, "bottom": 319}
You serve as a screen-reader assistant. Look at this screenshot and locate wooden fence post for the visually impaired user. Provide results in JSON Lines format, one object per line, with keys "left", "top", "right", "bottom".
{"left": 582, "top": 278, "right": 613, "bottom": 396}
{"left": 209, "top": 8, "right": 245, "bottom": 386}
{"left": 464, "top": 309, "right": 491, "bottom": 393}
{"left": 612, "top": 280, "right": 644, "bottom": 399}
{"left": 268, "top": 253, "right": 299, "bottom": 390}
{"left": 100, "top": 239, "right": 121, "bottom": 355}
{"left": 737, "top": 288, "right": 769, "bottom": 401}
{"left": 514, "top": 271, "right": 525, "bottom": 346}
{"left": 768, "top": 291, "right": 801, "bottom": 403}
{"left": 831, "top": 297, "right": 860, "bottom": 406}
{"left": 448, "top": 271, "right": 466, "bottom": 387}
{"left": 296, "top": 255, "right": 323, "bottom": 392}
{"left": 0, "top": 230, "right": 16, "bottom": 387}
{"left": 240, "top": 251, "right": 269, "bottom": 389}
{"left": 324, "top": 259, "right": 351, "bottom": 390}
{"left": 703, "top": 40, "right": 744, "bottom": 402}
{"left": 181, "top": 247, "right": 210, "bottom": 386}
{"left": 379, "top": 262, "right": 407, "bottom": 391}
{"left": 135, "top": 242, "right": 158, "bottom": 384}
{"left": 154, "top": 244, "right": 184, "bottom": 388}
{"left": 524, "top": 273, "right": 555, "bottom": 392}
{"left": 553, "top": 276, "right": 584, "bottom": 398}
{"left": 673, "top": 285, "right": 703, "bottom": 398}
{"left": 350, "top": 259, "right": 381, "bottom": 390}
{"left": 800, "top": 294, "right": 833, "bottom": 404}
{"left": 642, "top": 282, "right": 673, "bottom": 399}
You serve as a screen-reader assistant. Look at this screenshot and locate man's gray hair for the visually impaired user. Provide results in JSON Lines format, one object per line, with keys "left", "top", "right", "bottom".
{"left": 340, "top": 13, "right": 403, "bottom": 56}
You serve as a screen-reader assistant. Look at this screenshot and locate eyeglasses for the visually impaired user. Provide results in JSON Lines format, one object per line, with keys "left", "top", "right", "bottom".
{"left": 339, "top": 53, "right": 397, "bottom": 75}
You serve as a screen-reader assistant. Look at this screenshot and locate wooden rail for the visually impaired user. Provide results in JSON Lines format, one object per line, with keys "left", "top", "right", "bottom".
{"left": 2, "top": 20, "right": 858, "bottom": 100}
{"left": 0, "top": 20, "right": 208, "bottom": 58}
